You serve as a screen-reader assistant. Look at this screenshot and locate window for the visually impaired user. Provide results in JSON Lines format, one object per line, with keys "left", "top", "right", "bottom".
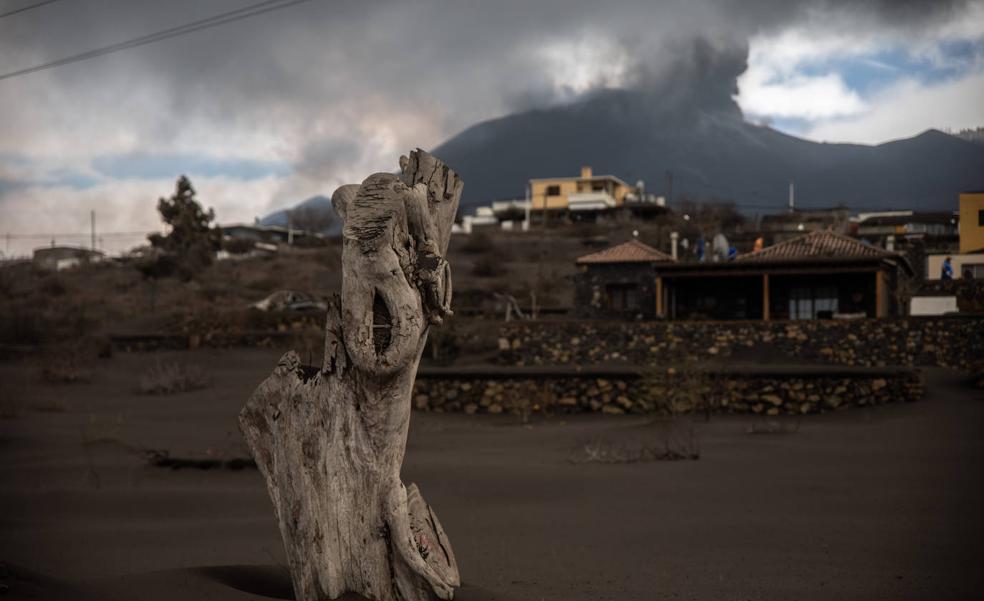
{"left": 546, "top": 185, "right": 561, "bottom": 196}
{"left": 788, "top": 285, "right": 839, "bottom": 320}
{"left": 964, "top": 263, "right": 984, "bottom": 279}
{"left": 979, "top": 209, "right": 984, "bottom": 227}
{"left": 591, "top": 182, "right": 606, "bottom": 192}
{"left": 606, "top": 284, "right": 639, "bottom": 311}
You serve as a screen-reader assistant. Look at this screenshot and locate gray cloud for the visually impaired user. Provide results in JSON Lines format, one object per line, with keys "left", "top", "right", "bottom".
{"left": 0, "top": 0, "right": 978, "bottom": 215}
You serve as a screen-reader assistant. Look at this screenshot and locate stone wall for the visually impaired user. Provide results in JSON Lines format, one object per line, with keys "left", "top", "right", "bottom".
{"left": 916, "top": 280, "right": 984, "bottom": 314}
{"left": 411, "top": 368, "right": 923, "bottom": 416}
{"left": 498, "top": 317, "right": 983, "bottom": 370}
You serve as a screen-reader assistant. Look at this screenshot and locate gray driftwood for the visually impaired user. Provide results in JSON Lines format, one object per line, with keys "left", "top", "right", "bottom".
{"left": 240, "top": 150, "right": 463, "bottom": 601}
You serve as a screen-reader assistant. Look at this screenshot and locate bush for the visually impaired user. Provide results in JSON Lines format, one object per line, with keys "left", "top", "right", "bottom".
{"left": 139, "top": 361, "right": 212, "bottom": 395}
{"left": 37, "top": 339, "right": 108, "bottom": 384}
{"left": 223, "top": 238, "right": 256, "bottom": 255}
{"left": 40, "top": 276, "right": 68, "bottom": 296}
{"left": 134, "top": 253, "right": 179, "bottom": 280}
{"left": 41, "top": 362, "right": 92, "bottom": 384}
{"left": 472, "top": 256, "right": 507, "bottom": 278}
{"left": 460, "top": 232, "right": 495, "bottom": 254}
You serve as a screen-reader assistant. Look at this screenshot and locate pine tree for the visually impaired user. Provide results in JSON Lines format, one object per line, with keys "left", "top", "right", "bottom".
{"left": 146, "top": 175, "right": 221, "bottom": 278}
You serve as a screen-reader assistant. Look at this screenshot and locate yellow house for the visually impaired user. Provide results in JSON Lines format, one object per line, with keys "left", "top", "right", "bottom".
{"left": 529, "top": 166, "right": 633, "bottom": 215}
{"left": 959, "top": 191, "right": 984, "bottom": 253}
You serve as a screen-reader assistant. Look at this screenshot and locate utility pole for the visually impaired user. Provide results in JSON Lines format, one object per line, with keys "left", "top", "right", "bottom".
{"left": 788, "top": 180, "right": 795, "bottom": 214}
{"left": 523, "top": 183, "right": 531, "bottom": 232}
{"left": 90, "top": 210, "right": 96, "bottom": 250}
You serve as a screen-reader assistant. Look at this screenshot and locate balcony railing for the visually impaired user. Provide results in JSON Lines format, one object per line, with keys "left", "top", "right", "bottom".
{"left": 567, "top": 191, "right": 616, "bottom": 211}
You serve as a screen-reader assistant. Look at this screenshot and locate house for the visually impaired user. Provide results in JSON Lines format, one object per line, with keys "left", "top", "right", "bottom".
{"left": 921, "top": 193, "right": 984, "bottom": 279}
{"left": 574, "top": 239, "right": 676, "bottom": 319}
{"left": 925, "top": 254, "right": 984, "bottom": 280}
{"left": 657, "top": 230, "right": 912, "bottom": 320}
{"left": 760, "top": 207, "right": 851, "bottom": 242}
{"left": 220, "top": 223, "right": 325, "bottom": 246}
{"left": 32, "top": 246, "right": 105, "bottom": 271}
{"left": 857, "top": 211, "right": 959, "bottom": 241}
{"left": 529, "top": 166, "right": 635, "bottom": 221}
{"left": 575, "top": 230, "right": 912, "bottom": 320}
{"left": 959, "top": 191, "right": 984, "bottom": 253}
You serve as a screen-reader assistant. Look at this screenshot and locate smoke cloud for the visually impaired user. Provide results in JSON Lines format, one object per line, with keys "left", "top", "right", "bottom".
{"left": 0, "top": 0, "right": 979, "bottom": 253}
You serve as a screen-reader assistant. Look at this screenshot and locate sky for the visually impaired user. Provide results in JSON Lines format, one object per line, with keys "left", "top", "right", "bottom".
{"left": 0, "top": 0, "right": 982, "bottom": 256}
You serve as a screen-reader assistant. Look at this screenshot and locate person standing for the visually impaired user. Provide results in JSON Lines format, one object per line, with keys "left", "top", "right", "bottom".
{"left": 941, "top": 256, "right": 954, "bottom": 280}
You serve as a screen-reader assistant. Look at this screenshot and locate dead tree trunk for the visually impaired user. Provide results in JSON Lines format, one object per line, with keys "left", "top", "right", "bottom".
{"left": 240, "top": 150, "right": 463, "bottom": 601}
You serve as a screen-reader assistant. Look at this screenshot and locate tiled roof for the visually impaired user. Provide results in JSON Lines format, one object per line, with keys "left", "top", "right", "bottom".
{"left": 576, "top": 239, "right": 674, "bottom": 264}
{"left": 737, "top": 230, "right": 893, "bottom": 262}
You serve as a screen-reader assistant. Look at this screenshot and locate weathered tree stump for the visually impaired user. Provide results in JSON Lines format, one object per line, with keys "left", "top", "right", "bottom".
{"left": 240, "top": 150, "right": 463, "bottom": 601}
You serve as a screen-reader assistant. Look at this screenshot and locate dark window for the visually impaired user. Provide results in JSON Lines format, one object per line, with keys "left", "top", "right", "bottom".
{"left": 788, "top": 285, "right": 839, "bottom": 320}
{"left": 606, "top": 284, "right": 638, "bottom": 311}
{"left": 978, "top": 209, "right": 984, "bottom": 227}
{"left": 591, "top": 182, "right": 605, "bottom": 192}
{"left": 546, "top": 185, "right": 561, "bottom": 196}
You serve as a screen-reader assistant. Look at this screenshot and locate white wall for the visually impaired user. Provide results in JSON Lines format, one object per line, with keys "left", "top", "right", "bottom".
{"left": 910, "top": 296, "right": 959, "bottom": 315}
{"left": 926, "top": 254, "right": 984, "bottom": 279}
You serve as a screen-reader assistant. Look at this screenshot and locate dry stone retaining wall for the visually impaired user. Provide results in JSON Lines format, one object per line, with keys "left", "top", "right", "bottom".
{"left": 412, "top": 369, "right": 923, "bottom": 417}
{"left": 498, "top": 317, "right": 983, "bottom": 370}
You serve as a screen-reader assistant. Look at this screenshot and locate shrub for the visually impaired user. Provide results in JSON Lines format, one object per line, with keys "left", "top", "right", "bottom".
{"left": 41, "top": 363, "right": 92, "bottom": 384}
{"left": 460, "top": 232, "right": 495, "bottom": 254}
{"left": 472, "top": 256, "right": 507, "bottom": 278}
{"left": 223, "top": 238, "right": 256, "bottom": 255}
{"left": 40, "top": 276, "right": 68, "bottom": 296}
{"left": 139, "top": 361, "right": 212, "bottom": 395}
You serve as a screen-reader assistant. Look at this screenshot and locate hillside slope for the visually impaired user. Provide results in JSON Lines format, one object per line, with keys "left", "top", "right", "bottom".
{"left": 430, "top": 88, "right": 984, "bottom": 213}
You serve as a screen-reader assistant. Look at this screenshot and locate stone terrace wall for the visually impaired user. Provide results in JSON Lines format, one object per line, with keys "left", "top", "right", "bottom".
{"left": 412, "top": 369, "right": 923, "bottom": 416}
{"left": 917, "top": 280, "right": 984, "bottom": 313}
{"left": 498, "top": 317, "right": 983, "bottom": 370}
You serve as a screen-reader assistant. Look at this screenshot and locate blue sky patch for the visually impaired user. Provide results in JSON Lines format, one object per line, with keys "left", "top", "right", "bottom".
{"left": 92, "top": 152, "right": 292, "bottom": 181}
{"left": 790, "top": 37, "right": 984, "bottom": 97}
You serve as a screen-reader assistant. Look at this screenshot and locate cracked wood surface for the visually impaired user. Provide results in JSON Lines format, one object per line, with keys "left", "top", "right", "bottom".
{"left": 240, "top": 150, "right": 462, "bottom": 601}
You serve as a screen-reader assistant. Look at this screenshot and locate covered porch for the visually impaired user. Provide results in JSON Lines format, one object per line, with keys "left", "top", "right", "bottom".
{"left": 655, "top": 265, "right": 893, "bottom": 320}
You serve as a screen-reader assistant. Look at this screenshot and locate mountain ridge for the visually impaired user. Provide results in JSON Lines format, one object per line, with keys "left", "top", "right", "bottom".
{"left": 427, "top": 88, "right": 984, "bottom": 214}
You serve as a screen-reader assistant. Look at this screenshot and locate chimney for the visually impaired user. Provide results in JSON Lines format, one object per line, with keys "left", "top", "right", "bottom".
{"left": 581, "top": 166, "right": 592, "bottom": 179}
{"left": 670, "top": 231, "right": 679, "bottom": 260}
{"left": 886, "top": 235, "right": 895, "bottom": 252}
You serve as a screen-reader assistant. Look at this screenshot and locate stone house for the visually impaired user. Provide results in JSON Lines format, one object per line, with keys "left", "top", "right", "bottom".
{"left": 574, "top": 239, "right": 675, "bottom": 319}
{"left": 576, "top": 230, "right": 913, "bottom": 320}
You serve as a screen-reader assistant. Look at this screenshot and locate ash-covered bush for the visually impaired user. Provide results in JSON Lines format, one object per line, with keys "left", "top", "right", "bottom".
{"left": 139, "top": 361, "right": 212, "bottom": 395}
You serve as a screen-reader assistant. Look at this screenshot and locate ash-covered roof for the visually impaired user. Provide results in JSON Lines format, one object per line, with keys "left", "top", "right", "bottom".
{"left": 737, "top": 230, "right": 893, "bottom": 262}
{"left": 576, "top": 239, "right": 674, "bottom": 264}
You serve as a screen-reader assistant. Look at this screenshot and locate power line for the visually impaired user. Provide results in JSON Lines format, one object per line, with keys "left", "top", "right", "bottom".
{"left": 4, "top": 231, "right": 152, "bottom": 239}
{"left": 0, "top": 0, "right": 316, "bottom": 82}
{"left": 0, "top": 0, "right": 64, "bottom": 20}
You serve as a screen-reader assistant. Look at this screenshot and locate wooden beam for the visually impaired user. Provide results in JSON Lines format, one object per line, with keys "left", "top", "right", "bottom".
{"left": 655, "top": 276, "right": 664, "bottom": 318}
{"left": 762, "top": 274, "right": 770, "bottom": 321}
{"left": 875, "top": 269, "right": 886, "bottom": 318}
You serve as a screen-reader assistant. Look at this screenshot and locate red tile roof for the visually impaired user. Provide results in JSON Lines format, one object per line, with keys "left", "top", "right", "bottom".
{"left": 576, "top": 239, "right": 674, "bottom": 264}
{"left": 737, "top": 230, "right": 893, "bottom": 262}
